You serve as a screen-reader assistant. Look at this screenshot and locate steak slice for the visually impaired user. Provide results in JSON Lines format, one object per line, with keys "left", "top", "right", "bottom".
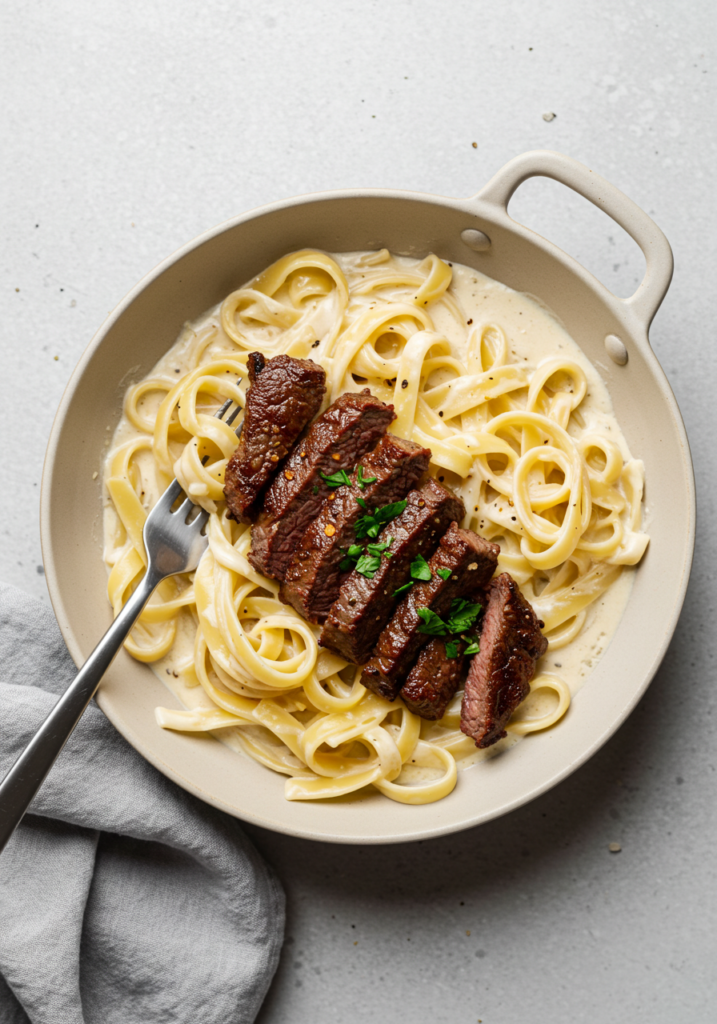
{"left": 401, "top": 638, "right": 467, "bottom": 720}
{"left": 249, "top": 390, "right": 395, "bottom": 579}
{"left": 319, "top": 479, "right": 465, "bottom": 664}
{"left": 360, "top": 524, "right": 499, "bottom": 701}
{"left": 279, "top": 435, "right": 430, "bottom": 624}
{"left": 460, "top": 572, "right": 548, "bottom": 749}
{"left": 223, "top": 353, "right": 326, "bottom": 523}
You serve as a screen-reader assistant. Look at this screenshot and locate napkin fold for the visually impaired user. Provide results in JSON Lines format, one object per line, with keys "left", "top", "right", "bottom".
{"left": 0, "top": 583, "right": 284, "bottom": 1024}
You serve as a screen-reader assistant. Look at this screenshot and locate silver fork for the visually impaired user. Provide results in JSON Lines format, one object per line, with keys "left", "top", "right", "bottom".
{"left": 0, "top": 395, "right": 242, "bottom": 854}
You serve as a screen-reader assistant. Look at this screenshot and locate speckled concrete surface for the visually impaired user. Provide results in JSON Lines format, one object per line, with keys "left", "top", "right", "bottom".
{"left": 2, "top": 2, "right": 715, "bottom": 1021}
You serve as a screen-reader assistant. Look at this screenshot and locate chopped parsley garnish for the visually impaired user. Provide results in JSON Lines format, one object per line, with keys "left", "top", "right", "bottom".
{"left": 410, "top": 554, "right": 432, "bottom": 581}
{"left": 356, "top": 464, "right": 377, "bottom": 490}
{"left": 366, "top": 537, "right": 392, "bottom": 557}
{"left": 446, "top": 598, "right": 482, "bottom": 635}
{"left": 393, "top": 582, "right": 413, "bottom": 598}
{"left": 355, "top": 499, "right": 408, "bottom": 540}
{"left": 312, "top": 484, "right": 319, "bottom": 495}
{"left": 338, "top": 544, "right": 364, "bottom": 572}
{"left": 416, "top": 608, "right": 449, "bottom": 636}
{"left": 340, "top": 538, "right": 393, "bottom": 575}
{"left": 436, "top": 568, "right": 452, "bottom": 581}
{"left": 355, "top": 553, "right": 382, "bottom": 579}
{"left": 445, "top": 634, "right": 480, "bottom": 659}
{"left": 416, "top": 598, "right": 483, "bottom": 643}
{"left": 320, "top": 468, "right": 352, "bottom": 488}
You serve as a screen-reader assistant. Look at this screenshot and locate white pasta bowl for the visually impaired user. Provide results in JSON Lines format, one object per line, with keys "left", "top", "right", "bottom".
{"left": 41, "top": 151, "right": 695, "bottom": 844}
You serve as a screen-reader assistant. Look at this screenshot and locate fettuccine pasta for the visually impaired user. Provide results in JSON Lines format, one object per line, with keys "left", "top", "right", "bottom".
{"left": 102, "top": 249, "right": 648, "bottom": 804}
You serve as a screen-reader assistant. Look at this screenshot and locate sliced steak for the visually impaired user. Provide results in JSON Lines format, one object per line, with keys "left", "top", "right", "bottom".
{"left": 401, "top": 638, "right": 467, "bottom": 720}
{"left": 360, "top": 524, "right": 499, "bottom": 701}
{"left": 249, "top": 390, "right": 395, "bottom": 579}
{"left": 279, "top": 435, "right": 430, "bottom": 623}
{"left": 223, "top": 353, "right": 326, "bottom": 523}
{"left": 319, "top": 479, "right": 465, "bottom": 663}
{"left": 460, "top": 573, "right": 548, "bottom": 749}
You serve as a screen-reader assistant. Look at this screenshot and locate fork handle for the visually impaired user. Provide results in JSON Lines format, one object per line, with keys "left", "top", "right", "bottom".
{"left": 0, "top": 567, "right": 162, "bottom": 854}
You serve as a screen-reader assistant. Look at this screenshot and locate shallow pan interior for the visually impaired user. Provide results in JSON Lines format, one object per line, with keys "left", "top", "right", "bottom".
{"left": 41, "top": 188, "right": 694, "bottom": 843}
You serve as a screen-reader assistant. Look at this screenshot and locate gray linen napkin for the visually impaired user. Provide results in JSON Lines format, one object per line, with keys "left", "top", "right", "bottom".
{"left": 0, "top": 583, "right": 284, "bottom": 1024}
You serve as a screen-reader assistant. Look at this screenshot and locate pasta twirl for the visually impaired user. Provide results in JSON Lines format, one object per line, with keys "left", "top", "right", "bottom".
{"left": 102, "top": 249, "right": 649, "bottom": 804}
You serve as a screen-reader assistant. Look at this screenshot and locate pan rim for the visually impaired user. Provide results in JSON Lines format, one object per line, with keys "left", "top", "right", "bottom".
{"left": 40, "top": 178, "right": 696, "bottom": 844}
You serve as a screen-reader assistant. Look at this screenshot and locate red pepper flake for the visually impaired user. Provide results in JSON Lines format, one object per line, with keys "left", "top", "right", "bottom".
{"left": 284, "top": 470, "right": 294, "bottom": 480}
{"left": 324, "top": 524, "right": 336, "bottom": 537}
{"left": 331, "top": 453, "right": 341, "bottom": 461}
{"left": 270, "top": 454, "right": 279, "bottom": 462}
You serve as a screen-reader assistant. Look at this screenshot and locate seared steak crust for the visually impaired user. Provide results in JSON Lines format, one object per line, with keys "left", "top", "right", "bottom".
{"left": 223, "top": 353, "right": 326, "bottom": 523}
{"left": 460, "top": 572, "right": 548, "bottom": 748}
{"left": 246, "top": 351, "right": 266, "bottom": 379}
{"left": 401, "top": 638, "right": 467, "bottom": 720}
{"left": 319, "top": 479, "right": 465, "bottom": 663}
{"left": 279, "top": 435, "right": 430, "bottom": 624}
{"left": 361, "top": 524, "right": 499, "bottom": 701}
{"left": 249, "top": 390, "right": 395, "bottom": 579}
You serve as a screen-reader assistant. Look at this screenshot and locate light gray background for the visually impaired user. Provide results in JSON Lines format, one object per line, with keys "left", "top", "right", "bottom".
{"left": 2, "top": 2, "right": 715, "bottom": 1021}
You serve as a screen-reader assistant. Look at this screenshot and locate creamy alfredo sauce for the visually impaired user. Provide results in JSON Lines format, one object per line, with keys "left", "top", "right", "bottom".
{"left": 103, "top": 251, "right": 640, "bottom": 777}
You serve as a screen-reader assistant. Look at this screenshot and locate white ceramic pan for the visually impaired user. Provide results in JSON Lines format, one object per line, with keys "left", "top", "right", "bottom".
{"left": 41, "top": 150, "right": 695, "bottom": 844}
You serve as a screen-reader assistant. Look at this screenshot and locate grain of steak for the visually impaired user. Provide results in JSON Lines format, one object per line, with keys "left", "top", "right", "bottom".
{"left": 279, "top": 435, "right": 430, "bottom": 623}
{"left": 401, "top": 638, "right": 468, "bottom": 720}
{"left": 319, "top": 479, "right": 465, "bottom": 663}
{"left": 249, "top": 390, "right": 395, "bottom": 579}
{"left": 361, "top": 524, "right": 499, "bottom": 701}
{"left": 460, "top": 572, "right": 548, "bottom": 748}
{"left": 223, "top": 353, "right": 326, "bottom": 523}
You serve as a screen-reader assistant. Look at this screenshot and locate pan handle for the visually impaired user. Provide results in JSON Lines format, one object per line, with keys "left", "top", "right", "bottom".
{"left": 474, "top": 150, "right": 673, "bottom": 332}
